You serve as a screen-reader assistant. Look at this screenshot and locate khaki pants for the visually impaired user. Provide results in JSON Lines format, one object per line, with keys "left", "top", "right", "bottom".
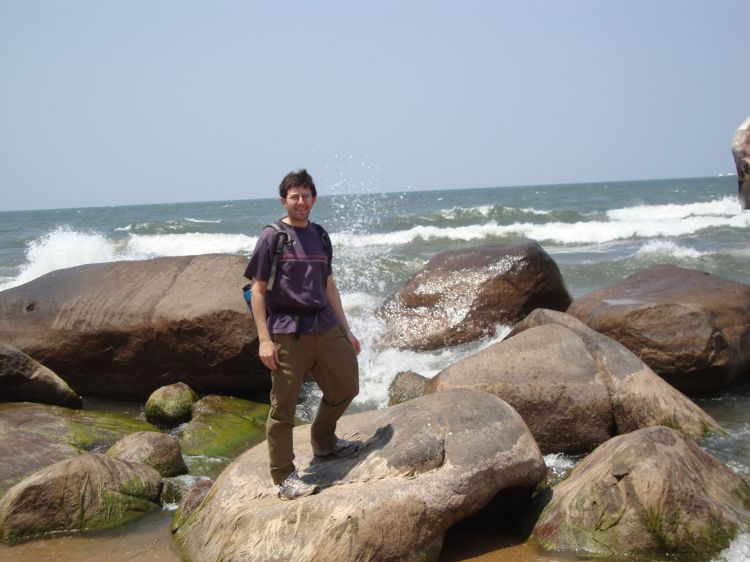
{"left": 267, "top": 325, "right": 359, "bottom": 485}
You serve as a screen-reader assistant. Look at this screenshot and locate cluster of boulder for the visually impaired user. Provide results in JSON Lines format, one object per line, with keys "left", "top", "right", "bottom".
{"left": 1, "top": 238, "right": 749, "bottom": 560}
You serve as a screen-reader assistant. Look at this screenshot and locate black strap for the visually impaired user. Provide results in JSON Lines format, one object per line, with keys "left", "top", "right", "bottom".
{"left": 266, "top": 221, "right": 288, "bottom": 292}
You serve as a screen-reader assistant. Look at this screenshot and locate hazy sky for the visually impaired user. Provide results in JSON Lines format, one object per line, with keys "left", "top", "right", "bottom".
{"left": 1, "top": 1, "right": 748, "bottom": 211}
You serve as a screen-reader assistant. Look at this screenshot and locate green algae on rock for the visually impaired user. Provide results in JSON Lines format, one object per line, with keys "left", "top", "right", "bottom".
{"left": 145, "top": 382, "right": 198, "bottom": 427}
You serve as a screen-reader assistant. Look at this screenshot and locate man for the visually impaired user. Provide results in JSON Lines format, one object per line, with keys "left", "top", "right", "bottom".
{"left": 245, "top": 169, "right": 361, "bottom": 501}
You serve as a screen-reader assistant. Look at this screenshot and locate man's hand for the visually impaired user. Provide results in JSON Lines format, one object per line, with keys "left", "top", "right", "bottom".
{"left": 344, "top": 329, "right": 361, "bottom": 354}
{"left": 258, "top": 339, "right": 279, "bottom": 371}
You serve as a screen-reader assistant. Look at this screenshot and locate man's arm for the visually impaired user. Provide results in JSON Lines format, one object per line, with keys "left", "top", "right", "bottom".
{"left": 250, "top": 279, "right": 279, "bottom": 370}
{"left": 326, "top": 275, "right": 361, "bottom": 354}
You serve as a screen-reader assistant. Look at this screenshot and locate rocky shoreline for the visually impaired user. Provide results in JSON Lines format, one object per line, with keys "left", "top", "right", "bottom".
{"left": 1, "top": 245, "right": 749, "bottom": 560}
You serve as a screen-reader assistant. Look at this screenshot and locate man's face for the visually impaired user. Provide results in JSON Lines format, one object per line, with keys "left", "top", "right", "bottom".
{"left": 281, "top": 186, "right": 316, "bottom": 225}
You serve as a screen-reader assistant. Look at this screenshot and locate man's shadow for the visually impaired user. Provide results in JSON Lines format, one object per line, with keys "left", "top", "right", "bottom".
{"left": 303, "top": 424, "right": 394, "bottom": 489}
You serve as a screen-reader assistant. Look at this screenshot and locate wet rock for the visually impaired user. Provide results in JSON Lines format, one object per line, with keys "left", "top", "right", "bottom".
{"left": 376, "top": 243, "right": 571, "bottom": 351}
{"left": 179, "top": 395, "right": 269, "bottom": 479}
{"left": 0, "top": 401, "right": 158, "bottom": 452}
{"left": 170, "top": 479, "right": 213, "bottom": 531}
{"left": 0, "top": 255, "right": 266, "bottom": 399}
{"left": 0, "top": 453, "right": 162, "bottom": 543}
{"left": 567, "top": 265, "right": 750, "bottom": 396}
{"left": 733, "top": 115, "right": 750, "bottom": 210}
{"left": 172, "top": 389, "right": 546, "bottom": 562}
{"left": 0, "top": 341, "right": 81, "bottom": 408}
{"left": 0, "top": 421, "right": 81, "bottom": 497}
{"left": 427, "top": 309, "right": 721, "bottom": 454}
{"left": 532, "top": 426, "right": 750, "bottom": 558}
{"left": 106, "top": 431, "right": 188, "bottom": 477}
{"left": 388, "top": 371, "right": 428, "bottom": 405}
{"left": 145, "top": 382, "right": 198, "bottom": 427}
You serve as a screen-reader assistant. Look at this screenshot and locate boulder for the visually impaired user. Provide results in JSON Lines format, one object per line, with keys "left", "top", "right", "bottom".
{"left": 733, "top": 115, "right": 750, "bottom": 210}
{"left": 0, "top": 420, "right": 81, "bottom": 497}
{"left": 567, "top": 265, "right": 750, "bottom": 396}
{"left": 173, "top": 389, "right": 546, "bottom": 561}
{"left": 106, "top": 431, "right": 188, "bottom": 477}
{"left": 388, "top": 371, "right": 428, "bottom": 405}
{"left": 179, "top": 395, "right": 270, "bottom": 479}
{"left": 0, "top": 453, "right": 162, "bottom": 543}
{"left": 0, "top": 401, "right": 157, "bottom": 452}
{"left": 375, "top": 243, "right": 571, "bottom": 351}
{"left": 0, "top": 254, "right": 266, "bottom": 399}
{"left": 170, "top": 479, "right": 213, "bottom": 531}
{"left": 145, "top": 382, "right": 198, "bottom": 427}
{"left": 0, "top": 341, "right": 81, "bottom": 408}
{"left": 532, "top": 426, "right": 750, "bottom": 558}
{"left": 426, "top": 309, "right": 721, "bottom": 454}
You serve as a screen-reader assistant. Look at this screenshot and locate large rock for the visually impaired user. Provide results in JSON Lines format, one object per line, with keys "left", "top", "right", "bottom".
{"left": 0, "top": 254, "right": 266, "bottom": 399}
{"left": 532, "top": 426, "right": 750, "bottom": 558}
{"left": 426, "top": 309, "right": 721, "bottom": 454}
{"left": 0, "top": 453, "right": 162, "bottom": 543}
{"left": 106, "top": 431, "right": 188, "bottom": 477}
{"left": 375, "top": 243, "right": 571, "bottom": 351}
{"left": 0, "top": 341, "right": 81, "bottom": 408}
{"left": 567, "top": 265, "right": 750, "bottom": 396}
{"left": 173, "top": 389, "right": 546, "bottom": 561}
{"left": 0, "top": 401, "right": 157, "bottom": 452}
{"left": 733, "top": 115, "right": 750, "bottom": 210}
{"left": 0, "top": 420, "right": 81, "bottom": 497}
{"left": 145, "top": 382, "right": 198, "bottom": 427}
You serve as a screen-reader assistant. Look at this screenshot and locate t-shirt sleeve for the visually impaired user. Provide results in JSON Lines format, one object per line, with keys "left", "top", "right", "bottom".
{"left": 244, "top": 230, "right": 274, "bottom": 281}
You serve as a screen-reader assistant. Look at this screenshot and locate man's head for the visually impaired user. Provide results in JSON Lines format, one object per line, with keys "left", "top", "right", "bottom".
{"left": 279, "top": 169, "right": 317, "bottom": 199}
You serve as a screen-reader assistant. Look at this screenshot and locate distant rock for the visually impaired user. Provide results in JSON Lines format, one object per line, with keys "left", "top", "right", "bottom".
{"left": 0, "top": 453, "right": 162, "bottom": 543}
{"left": 106, "top": 431, "right": 188, "bottom": 477}
{"left": 427, "top": 309, "right": 721, "bottom": 454}
{"left": 388, "top": 371, "right": 428, "bottom": 405}
{"left": 376, "top": 243, "right": 571, "bottom": 351}
{"left": 0, "top": 341, "right": 81, "bottom": 408}
{"left": 732, "top": 115, "right": 750, "bottom": 210}
{"left": 532, "top": 426, "right": 750, "bottom": 558}
{"left": 173, "top": 389, "right": 546, "bottom": 561}
{"left": 0, "top": 254, "right": 267, "bottom": 399}
{"left": 567, "top": 265, "right": 750, "bottom": 396}
{"left": 145, "top": 382, "right": 198, "bottom": 427}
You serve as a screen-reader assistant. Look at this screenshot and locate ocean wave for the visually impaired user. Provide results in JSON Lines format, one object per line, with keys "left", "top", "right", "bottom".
{"left": 634, "top": 240, "right": 704, "bottom": 260}
{"left": 0, "top": 227, "right": 257, "bottom": 291}
{"left": 185, "top": 217, "right": 222, "bottom": 224}
{"left": 607, "top": 196, "right": 741, "bottom": 221}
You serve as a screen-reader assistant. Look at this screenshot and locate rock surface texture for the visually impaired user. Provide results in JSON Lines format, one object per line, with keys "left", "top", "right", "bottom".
{"left": 532, "top": 426, "right": 750, "bottom": 558}
{"left": 0, "top": 453, "right": 162, "bottom": 542}
{"left": 106, "top": 431, "right": 188, "bottom": 477}
{"left": 145, "top": 382, "right": 199, "bottom": 427}
{"left": 733, "top": 115, "right": 750, "bottom": 210}
{"left": 173, "top": 389, "right": 546, "bottom": 562}
{"left": 0, "top": 341, "right": 81, "bottom": 408}
{"left": 0, "top": 254, "right": 265, "bottom": 399}
{"left": 567, "top": 265, "right": 750, "bottom": 396}
{"left": 427, "top": 309, "right": 721, "bottom": 454}
{"left": 376, "top": 243, "right": 571, "bottom": 351}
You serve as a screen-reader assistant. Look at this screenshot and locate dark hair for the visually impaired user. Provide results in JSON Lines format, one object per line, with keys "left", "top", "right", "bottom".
{"left": 279, "top": 169, "right": 317, "bottom": 199}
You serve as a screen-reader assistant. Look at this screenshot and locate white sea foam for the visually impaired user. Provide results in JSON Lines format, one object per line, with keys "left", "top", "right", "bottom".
{"left": 341, "top": 196, "right": 750, "bottom": 247}
{"left": 712, "top": 533, "right": 750, "bottom": 562}
{"left": 124, "top": 233, "right": 255, "bottom": 259}
{"left": 0, "top": 227, "right": 120, "bottom": 291}
{"left": 634, "top": 240, "right": 704, "bottom": 260}
{"left": 185, "top": 217, "right": 221, "bottom": 224}
{"left": 0, "top": 227, "right": 257, "bottom": 291}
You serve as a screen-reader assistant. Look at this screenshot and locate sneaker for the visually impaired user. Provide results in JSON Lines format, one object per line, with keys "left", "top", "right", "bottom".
{"left": 313, "top": 437, "right": 361, "bottom": 459}
{"left": 276, "top": 470, "right": 318, "bottom": 501}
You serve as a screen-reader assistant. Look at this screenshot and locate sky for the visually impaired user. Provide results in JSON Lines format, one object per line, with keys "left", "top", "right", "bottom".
{"left": 1, "top": 1, "right": 749, "bottom": 212}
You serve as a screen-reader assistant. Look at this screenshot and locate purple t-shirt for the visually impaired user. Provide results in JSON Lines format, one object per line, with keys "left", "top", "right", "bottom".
{"left": 244, "top": 221, "right": 338, "bottom": 335}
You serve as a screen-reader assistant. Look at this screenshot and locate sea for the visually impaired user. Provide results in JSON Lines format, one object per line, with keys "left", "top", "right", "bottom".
{"left": 0, "top": 175, "right": 749, "bottom": 562}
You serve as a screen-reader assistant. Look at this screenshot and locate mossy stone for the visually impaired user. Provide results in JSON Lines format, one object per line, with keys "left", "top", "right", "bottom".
{"left": 145, "top": 382, "right": 198, "bottom": 427}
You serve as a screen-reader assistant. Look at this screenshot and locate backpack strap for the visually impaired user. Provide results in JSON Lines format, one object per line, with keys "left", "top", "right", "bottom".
{"left": 266, "top": 220, "right": 288, "bottom": 293}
